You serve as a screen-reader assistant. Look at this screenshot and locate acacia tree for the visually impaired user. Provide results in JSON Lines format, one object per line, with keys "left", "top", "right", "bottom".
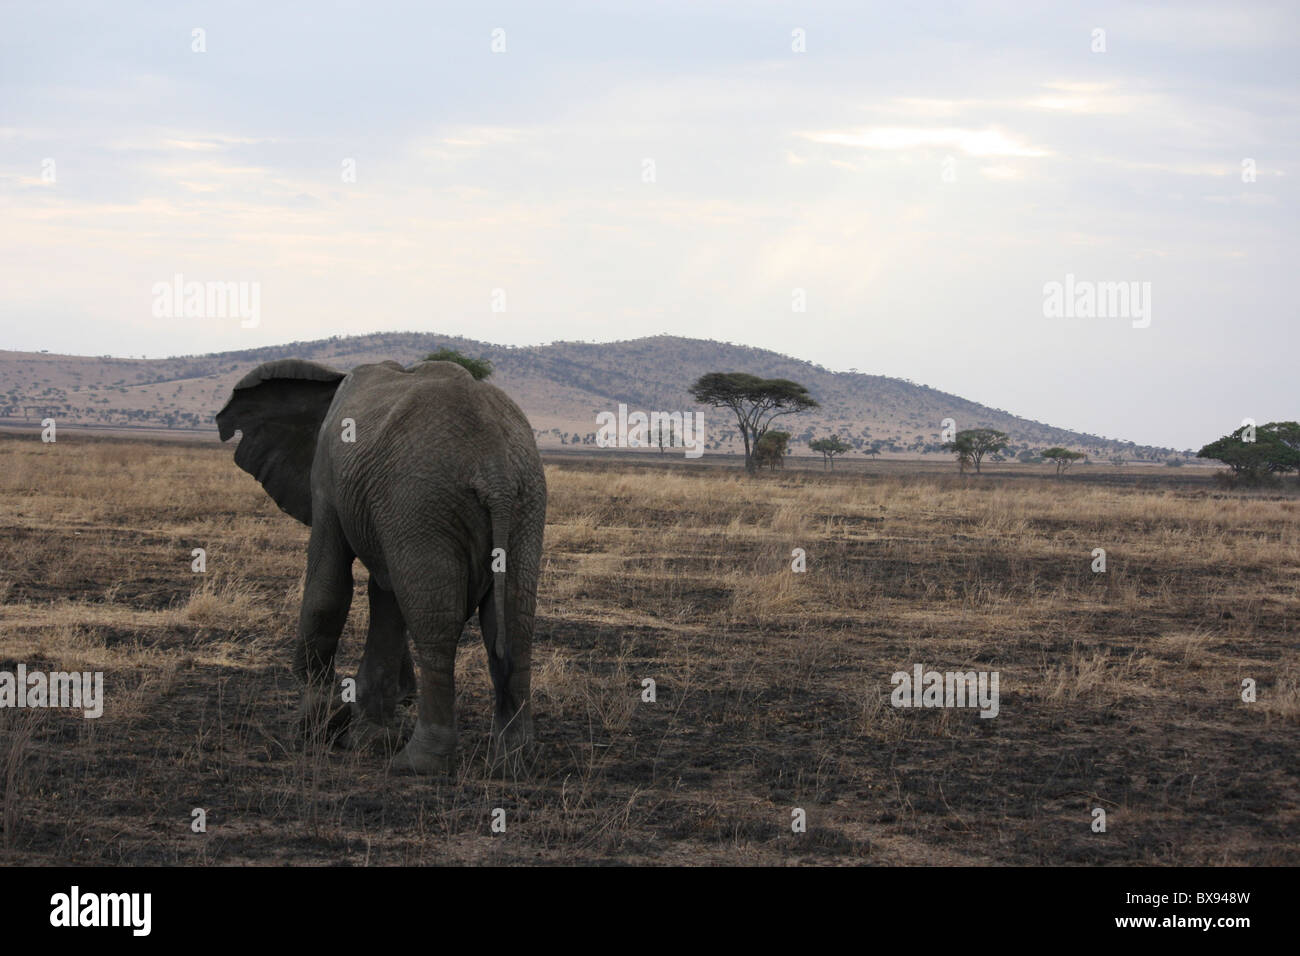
{"left": 753, "top": 430, "right": 791, "bottom": 471}
{"left": 424, "top": 348, "right": 493, "bottom": 380}
{"left": 809, "top": 435, "right": 850, "bottom": 471}
{"left": 1263, "top": 421, "right": 1300, "bottom": 460}
{"left": 1041, "top": 447, "right": 1086, "bottom": 475}
{"left": 1197, "top": 422, "right": 1300, "bottom": 485}
{"left": 943, "top": 428, "right": 1008, "bottom": 474}
{"left": 689, "top": 373, "right": 818, "bottom": 474}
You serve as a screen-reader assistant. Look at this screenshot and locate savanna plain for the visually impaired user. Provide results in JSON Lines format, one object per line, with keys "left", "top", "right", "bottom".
{"left": 1, "top": 434, "right": 1297, "bottom": 865}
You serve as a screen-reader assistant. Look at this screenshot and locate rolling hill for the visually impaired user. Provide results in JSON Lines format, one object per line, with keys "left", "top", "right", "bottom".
{"left": 0, "top": 333, "right": 1183, "bottom": 460}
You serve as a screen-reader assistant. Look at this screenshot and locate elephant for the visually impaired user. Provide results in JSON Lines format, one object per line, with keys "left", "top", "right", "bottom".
{"left": 215, "top": 358, "right": 547, "bottom": 774}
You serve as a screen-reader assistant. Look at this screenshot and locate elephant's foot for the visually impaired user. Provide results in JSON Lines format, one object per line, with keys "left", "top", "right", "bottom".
{"left": 390, "top": 722, "right": 456, "bottom": 775}
{"left": 297, "top": 685, "right": 335, "bottom": 741}
{"left": 390, "top": 746, "right": 452, "bottom": 775}
{"left": 336, "top": 709, "right": 404, "bottom": 755}
{"left": 325, "top": 703, "right": 352, "bottom": 739}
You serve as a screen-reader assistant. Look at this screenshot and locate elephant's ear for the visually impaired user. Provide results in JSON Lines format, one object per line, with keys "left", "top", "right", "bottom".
{"left": 215, "top": 359, "right": 346, "bottom": 525}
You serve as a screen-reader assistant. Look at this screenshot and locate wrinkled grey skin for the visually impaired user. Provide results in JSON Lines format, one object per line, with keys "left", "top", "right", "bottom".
{"left": 215, "top": 358, "right": 546, "bottom": 773}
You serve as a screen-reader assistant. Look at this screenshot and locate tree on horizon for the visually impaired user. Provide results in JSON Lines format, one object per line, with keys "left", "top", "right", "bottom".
{"left": 943, "top": 428, "right": 1008, "bottom": 474}
{"left": 424, "top": 348, "right": 493, "bottom": 380}
{"left": 689, "top": 372, "right": 818, "bottom": 474}
{"left": 809, "top": 435, "right": 851, "bottom": 471}
{"left": 1198, "top": 421, "right": 1300, "bottom": 485}
{"left": 1041, "top": 447, "right": 1086, "bottom": 475}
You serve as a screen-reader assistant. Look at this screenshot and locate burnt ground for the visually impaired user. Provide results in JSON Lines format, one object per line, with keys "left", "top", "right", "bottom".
{"left": 0, "top": 435, "right": 1297, "bottom": 864}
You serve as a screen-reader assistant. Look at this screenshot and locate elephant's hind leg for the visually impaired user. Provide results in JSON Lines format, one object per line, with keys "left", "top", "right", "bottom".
{"left": 338, "top": 579, "right": 411, "bottom": 754}
{"left": 389, "top": 598, "right": 463, "bottom": 775}
{"left": 292, "top": 507, "right": 354, "bottom": 736}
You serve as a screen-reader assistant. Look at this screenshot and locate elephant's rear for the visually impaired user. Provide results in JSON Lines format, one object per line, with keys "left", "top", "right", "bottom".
{"left": 352, "top": 363, "right": 546, "bottom": 769}
{"left": 348, "top": 364, "right": 539, "bottom": 589}
{"left": 217, "top": 356, "right": 546, "bottom": 774}
{"left": 328, "top": 361, "right": 542, "bottom": 570}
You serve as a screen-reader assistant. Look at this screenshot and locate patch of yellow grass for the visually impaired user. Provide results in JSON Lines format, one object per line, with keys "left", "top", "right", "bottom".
{"left": 176, "top": 577, "right": 269, "bottom": 629}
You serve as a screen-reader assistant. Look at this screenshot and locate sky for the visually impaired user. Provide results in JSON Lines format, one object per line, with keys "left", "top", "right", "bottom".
{"left": 1, "top": 1, "right": 1296, "bottom": 449}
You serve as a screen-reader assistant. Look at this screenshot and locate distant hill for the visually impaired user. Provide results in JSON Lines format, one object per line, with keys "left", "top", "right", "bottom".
{"left": 0, "top": 333, "right": 1184, "bottom": 460}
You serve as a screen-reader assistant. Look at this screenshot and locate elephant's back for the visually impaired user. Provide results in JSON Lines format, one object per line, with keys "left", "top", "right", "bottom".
{"left": 324, "top": 362, "right": 542, "bottom": 561}
{"left": 331, "top": 362, "right": 519, "bottom": 445}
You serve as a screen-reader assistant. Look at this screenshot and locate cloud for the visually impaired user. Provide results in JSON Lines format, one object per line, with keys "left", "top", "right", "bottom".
{"left": 798, "top": 126, "right": 1050, "bottom": 158}
{"left": 979, "top": 165, "right": 1023, "bottom": 181}
{"left": 162, "top": 136, "right": 263, "bottom": 152}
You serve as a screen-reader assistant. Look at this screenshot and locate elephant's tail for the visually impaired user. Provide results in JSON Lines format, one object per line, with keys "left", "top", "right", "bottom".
{"left": 488, "top": 500, "right": 511, "bottom": 671}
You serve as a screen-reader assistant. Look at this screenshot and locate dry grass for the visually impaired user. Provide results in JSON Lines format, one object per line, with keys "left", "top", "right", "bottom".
{"left": 0, "top": 434, "right": 1297, "bottom": 864}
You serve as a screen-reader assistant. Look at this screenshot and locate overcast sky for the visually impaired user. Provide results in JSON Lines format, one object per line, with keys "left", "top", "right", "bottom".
{"left": 1, "top": 1, "right": 1295, "bottom": 448}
